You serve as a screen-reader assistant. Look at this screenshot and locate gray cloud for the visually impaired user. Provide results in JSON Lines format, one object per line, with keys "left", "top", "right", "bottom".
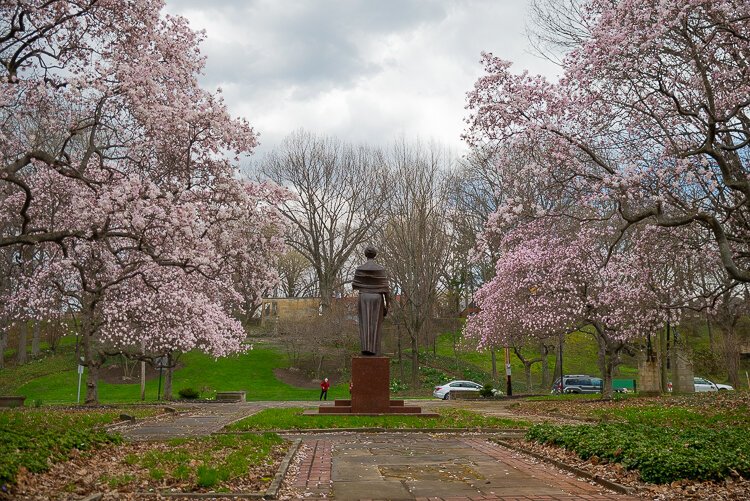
{"left": 164, "top": 0, "right": 560, "bottom": 155}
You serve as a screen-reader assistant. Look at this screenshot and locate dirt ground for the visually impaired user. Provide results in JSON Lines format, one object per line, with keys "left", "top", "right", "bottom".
{"left": 273, "top": 367, "right": 339, "bottom": 388}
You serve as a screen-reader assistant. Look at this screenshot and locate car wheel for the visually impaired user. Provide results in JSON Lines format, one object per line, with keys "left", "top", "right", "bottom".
{"left": 443, "top": 393, "right": 450, "bottom": 400}
{"left": 719, "top": 388, "right": 727, "bottom": 391}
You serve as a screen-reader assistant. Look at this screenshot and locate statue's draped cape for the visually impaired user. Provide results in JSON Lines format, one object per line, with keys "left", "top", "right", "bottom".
{"left": 352, "top": 261, "right": 389, "bottom": 293}
{"left": 352, "top": 260, "right": 389, "bottom": 355}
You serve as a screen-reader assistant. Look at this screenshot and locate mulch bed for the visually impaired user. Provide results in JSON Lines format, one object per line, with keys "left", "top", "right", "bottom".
{"left": 7, "top": 439, "right": 289, "bottom": 500}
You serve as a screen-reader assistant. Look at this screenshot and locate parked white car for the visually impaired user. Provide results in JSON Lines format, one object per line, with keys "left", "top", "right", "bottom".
{"left": 694, "top": 377, "right": 734, "bottom": 392}
{"left": 433, "top": 380, "right": 490, "bottom": 400}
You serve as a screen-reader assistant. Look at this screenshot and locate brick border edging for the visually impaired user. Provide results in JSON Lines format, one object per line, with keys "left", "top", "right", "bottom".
{"left": 492, "top": 439, "right": 638, "bottom": 496}
{"left": 217, "top": 427, "right": 528, "bottom": 435}
{"left": 127, "top": 437, "right": 302, "bottom": 499}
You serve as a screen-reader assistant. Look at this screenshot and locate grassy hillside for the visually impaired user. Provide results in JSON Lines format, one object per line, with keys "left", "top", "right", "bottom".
{"left": 1, "top": 340, "right": 347, "bottom": 404}
{"left": 424, "top": 329, "right": 638, "bottom": 393}
{"left": 3, "top": 318, "right": 744, "bottom": 403}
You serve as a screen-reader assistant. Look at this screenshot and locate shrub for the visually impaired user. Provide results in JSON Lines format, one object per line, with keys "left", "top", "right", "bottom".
{"left": 479, "top": 384, "right": 495, "bottom": 398}
{"left": 178, "top": 387, "right": 200, "bottom": 399}
{"left": 526, "top": 423, "right": 750, "bottom": 484}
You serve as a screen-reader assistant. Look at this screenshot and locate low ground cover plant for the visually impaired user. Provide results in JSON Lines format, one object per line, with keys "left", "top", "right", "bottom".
{"left": 0, "top": 407, "right": 158, "bottom": 488}
{"left": 525, "top": 392, "right": 750, "bottom": 484}
{"left": 10, "top": 431, "right": 289, "bottom": 497}
{"left": 121, "top": 433, "right": 287, "bottom": 490}
{"left": 527, "top": 423, "right": 750, "bottom": 484}
{"left": 226, "top": 407, "right": 529, "bottom": 431}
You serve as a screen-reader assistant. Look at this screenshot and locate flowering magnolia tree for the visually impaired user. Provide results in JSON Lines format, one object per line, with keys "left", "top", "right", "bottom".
{"left": 465, "top": 219, "right": 682, "bottom": 397}
{"left": 465, "top": 0, "right": 750, "bottom": 282}
{"left": 1, "top": 1, "right": 288, "bottom": 402}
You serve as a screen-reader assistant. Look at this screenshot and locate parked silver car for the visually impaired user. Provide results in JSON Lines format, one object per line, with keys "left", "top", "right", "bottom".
{"left": 668, "top": 377, "right": 735, "bottom": 392}
{"left": 551, "top": 375, "right": 603, "bottom": 394}
{"left": 433, "top": 380, "right": 487, "bottom": 400}
{"left": 694, "top": 377, "right": 734, "bottom": 392}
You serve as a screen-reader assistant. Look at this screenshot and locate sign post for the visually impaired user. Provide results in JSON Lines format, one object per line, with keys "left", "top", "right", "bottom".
{"left": 76, "top": 364, "right": 84, "bottom": 404}
{"left": 504, "top": 346, "right": 512, "bottom": 396}
{"left": 156, "top": 356, "right": 166, "bottom": 400}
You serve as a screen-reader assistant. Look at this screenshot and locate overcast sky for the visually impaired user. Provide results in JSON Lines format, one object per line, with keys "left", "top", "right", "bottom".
{"left": 163, "top": 0, "right": 561, "bottom": 159}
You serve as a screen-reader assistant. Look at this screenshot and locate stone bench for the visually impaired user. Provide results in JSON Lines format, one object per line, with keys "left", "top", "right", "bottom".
{"left": 0, "top": 396, "right": 26, "bottom": 408}
{"left": 215, "top": 391, "right": 246, "bottom": 402}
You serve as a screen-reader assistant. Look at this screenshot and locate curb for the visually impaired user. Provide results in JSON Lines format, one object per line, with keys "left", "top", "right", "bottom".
{"left": 265, "top": 438, "right": 302, "bottom": 499}
{"left": 134, "top": 493, "right": 264, "bottom": 499}
{"left": 492, "top": 439, "right": 638, "bottom": 496}
{"left": 218, "top": 427, "right": 528, "bottom": 435}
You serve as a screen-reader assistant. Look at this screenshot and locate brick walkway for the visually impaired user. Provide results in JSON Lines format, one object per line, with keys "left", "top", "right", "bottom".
{"left": 281, "top": 433, "right": 640, "bottom": 501}
{"left": 290, "top": 439, "right": 334, "bottom": 497}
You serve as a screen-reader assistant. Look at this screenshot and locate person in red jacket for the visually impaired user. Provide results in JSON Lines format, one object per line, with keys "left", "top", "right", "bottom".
{"left": 320, "top": 377, "right": 330, "bottom": 401}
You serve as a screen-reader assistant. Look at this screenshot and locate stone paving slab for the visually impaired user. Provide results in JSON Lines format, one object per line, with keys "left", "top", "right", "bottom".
{"left": 280, "top": 432, "right": 641, "bottom": 501}
{"left": 119, "top": 401, "right": 314, "bottom": 441}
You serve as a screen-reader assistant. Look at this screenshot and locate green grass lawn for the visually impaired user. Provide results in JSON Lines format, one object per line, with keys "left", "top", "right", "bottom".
{"left": 226, "top": 407, "right": 530, "bottom": 431}
{"left": 4, "top": 343, "right": 348, "bottom": 404}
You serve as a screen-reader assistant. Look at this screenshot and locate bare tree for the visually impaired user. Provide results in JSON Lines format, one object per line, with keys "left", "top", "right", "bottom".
{"left": 276, "top": 250, "right": 316, "bottom": 297}
{"left": 259, "top": 131, "right": 389, "bottom": 311}
{"left": 526, "top": 0, "right": 589, "bottom": 65}
{"left": 444, "top": 147, "right": 505, "bottom": 305}
{"left": 378, "top": 140, "right": 453, "bottom": 386}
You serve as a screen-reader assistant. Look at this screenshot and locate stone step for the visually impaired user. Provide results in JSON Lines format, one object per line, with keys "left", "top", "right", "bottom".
{"left": 333, "top": 399, "right": 406, "bottom": 407}
{"left": 316, "top": 405, "right": 424, "bottom": 415}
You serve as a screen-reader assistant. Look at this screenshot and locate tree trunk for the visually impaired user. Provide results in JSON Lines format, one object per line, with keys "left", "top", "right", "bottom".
{"left": 706, "top": 314, "right": 714, "bottom": 352}
{"left": 490, "top": 350, "right": 498, "bottom": 384}
{"left": 512, "top": 346, "right": 541, "bottom": 393}
{"left": 163, "top": 353, "right": 174, "bottom": 401}
{"left": 524, "top": 363, "right": 532, "bottom": 391}
{"left": 397, "top": 328, "right": 404, "bottom": 381}
{"left": 540, "top": 342, "right": 550, "bottom": 389}
{"left": 594, "top": 328, "right": 621, "bottom": 400}
{"left": 31, "top": 320, "right": 41, "bottom": 358}
{"left": 723, "top": 327, "right": 741, "bottom": 389}
{"left": 319, "top": 273, "right": 334, "bottom": 313}
{"left": 83, "top": 332, "right": 102, "bottom": 405}
{"left": 410, "top": 335, "right": 419, "bottom": 388}
{"left": 81, "top": 297, "right": 102, "bottom": 405}
{"left": 316, "top": 354, "right": 324, "bottom": 380}
{"left": 659, "top": 327, "right": 668, "bottom": 393}
{"left": 0, "top": 324, "right": 7, "bottom": 369}
{"left": 17, "top": 322, "right": 28, "bottom": 365}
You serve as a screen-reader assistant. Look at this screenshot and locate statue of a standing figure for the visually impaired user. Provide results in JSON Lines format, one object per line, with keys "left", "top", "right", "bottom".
{"left": 352, "top": 246, "right": 390, "bottom": 356}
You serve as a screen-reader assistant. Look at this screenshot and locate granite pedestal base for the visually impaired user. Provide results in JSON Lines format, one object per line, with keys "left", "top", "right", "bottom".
{"left": 315, "top": 356, "right": 435, "bottom": 416}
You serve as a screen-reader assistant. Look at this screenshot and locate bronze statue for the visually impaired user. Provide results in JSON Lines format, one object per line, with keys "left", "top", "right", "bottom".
{"left": 352, "top": 246, "right": 390, "bottom": 356}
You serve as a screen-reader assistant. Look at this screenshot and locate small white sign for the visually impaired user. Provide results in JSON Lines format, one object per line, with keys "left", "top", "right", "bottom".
{"left": 77, "top": 364, "right": 84, "bottom": 375}
{"left": 505, "top": 364, "right": 512, "bottom": 376}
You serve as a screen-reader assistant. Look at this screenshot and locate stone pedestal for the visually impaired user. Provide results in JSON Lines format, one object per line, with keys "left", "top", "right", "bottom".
{"left": 352, "top": 356, "right": 391, "bottom": 413}
{"left": 638, "top": 358, "right": 661, "bottom": 396}
{"left": 314, "top": 356, "right": 435, "bottom": 416}
{"left": 671, "top": 346, "right": 695, "bottom": 393}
